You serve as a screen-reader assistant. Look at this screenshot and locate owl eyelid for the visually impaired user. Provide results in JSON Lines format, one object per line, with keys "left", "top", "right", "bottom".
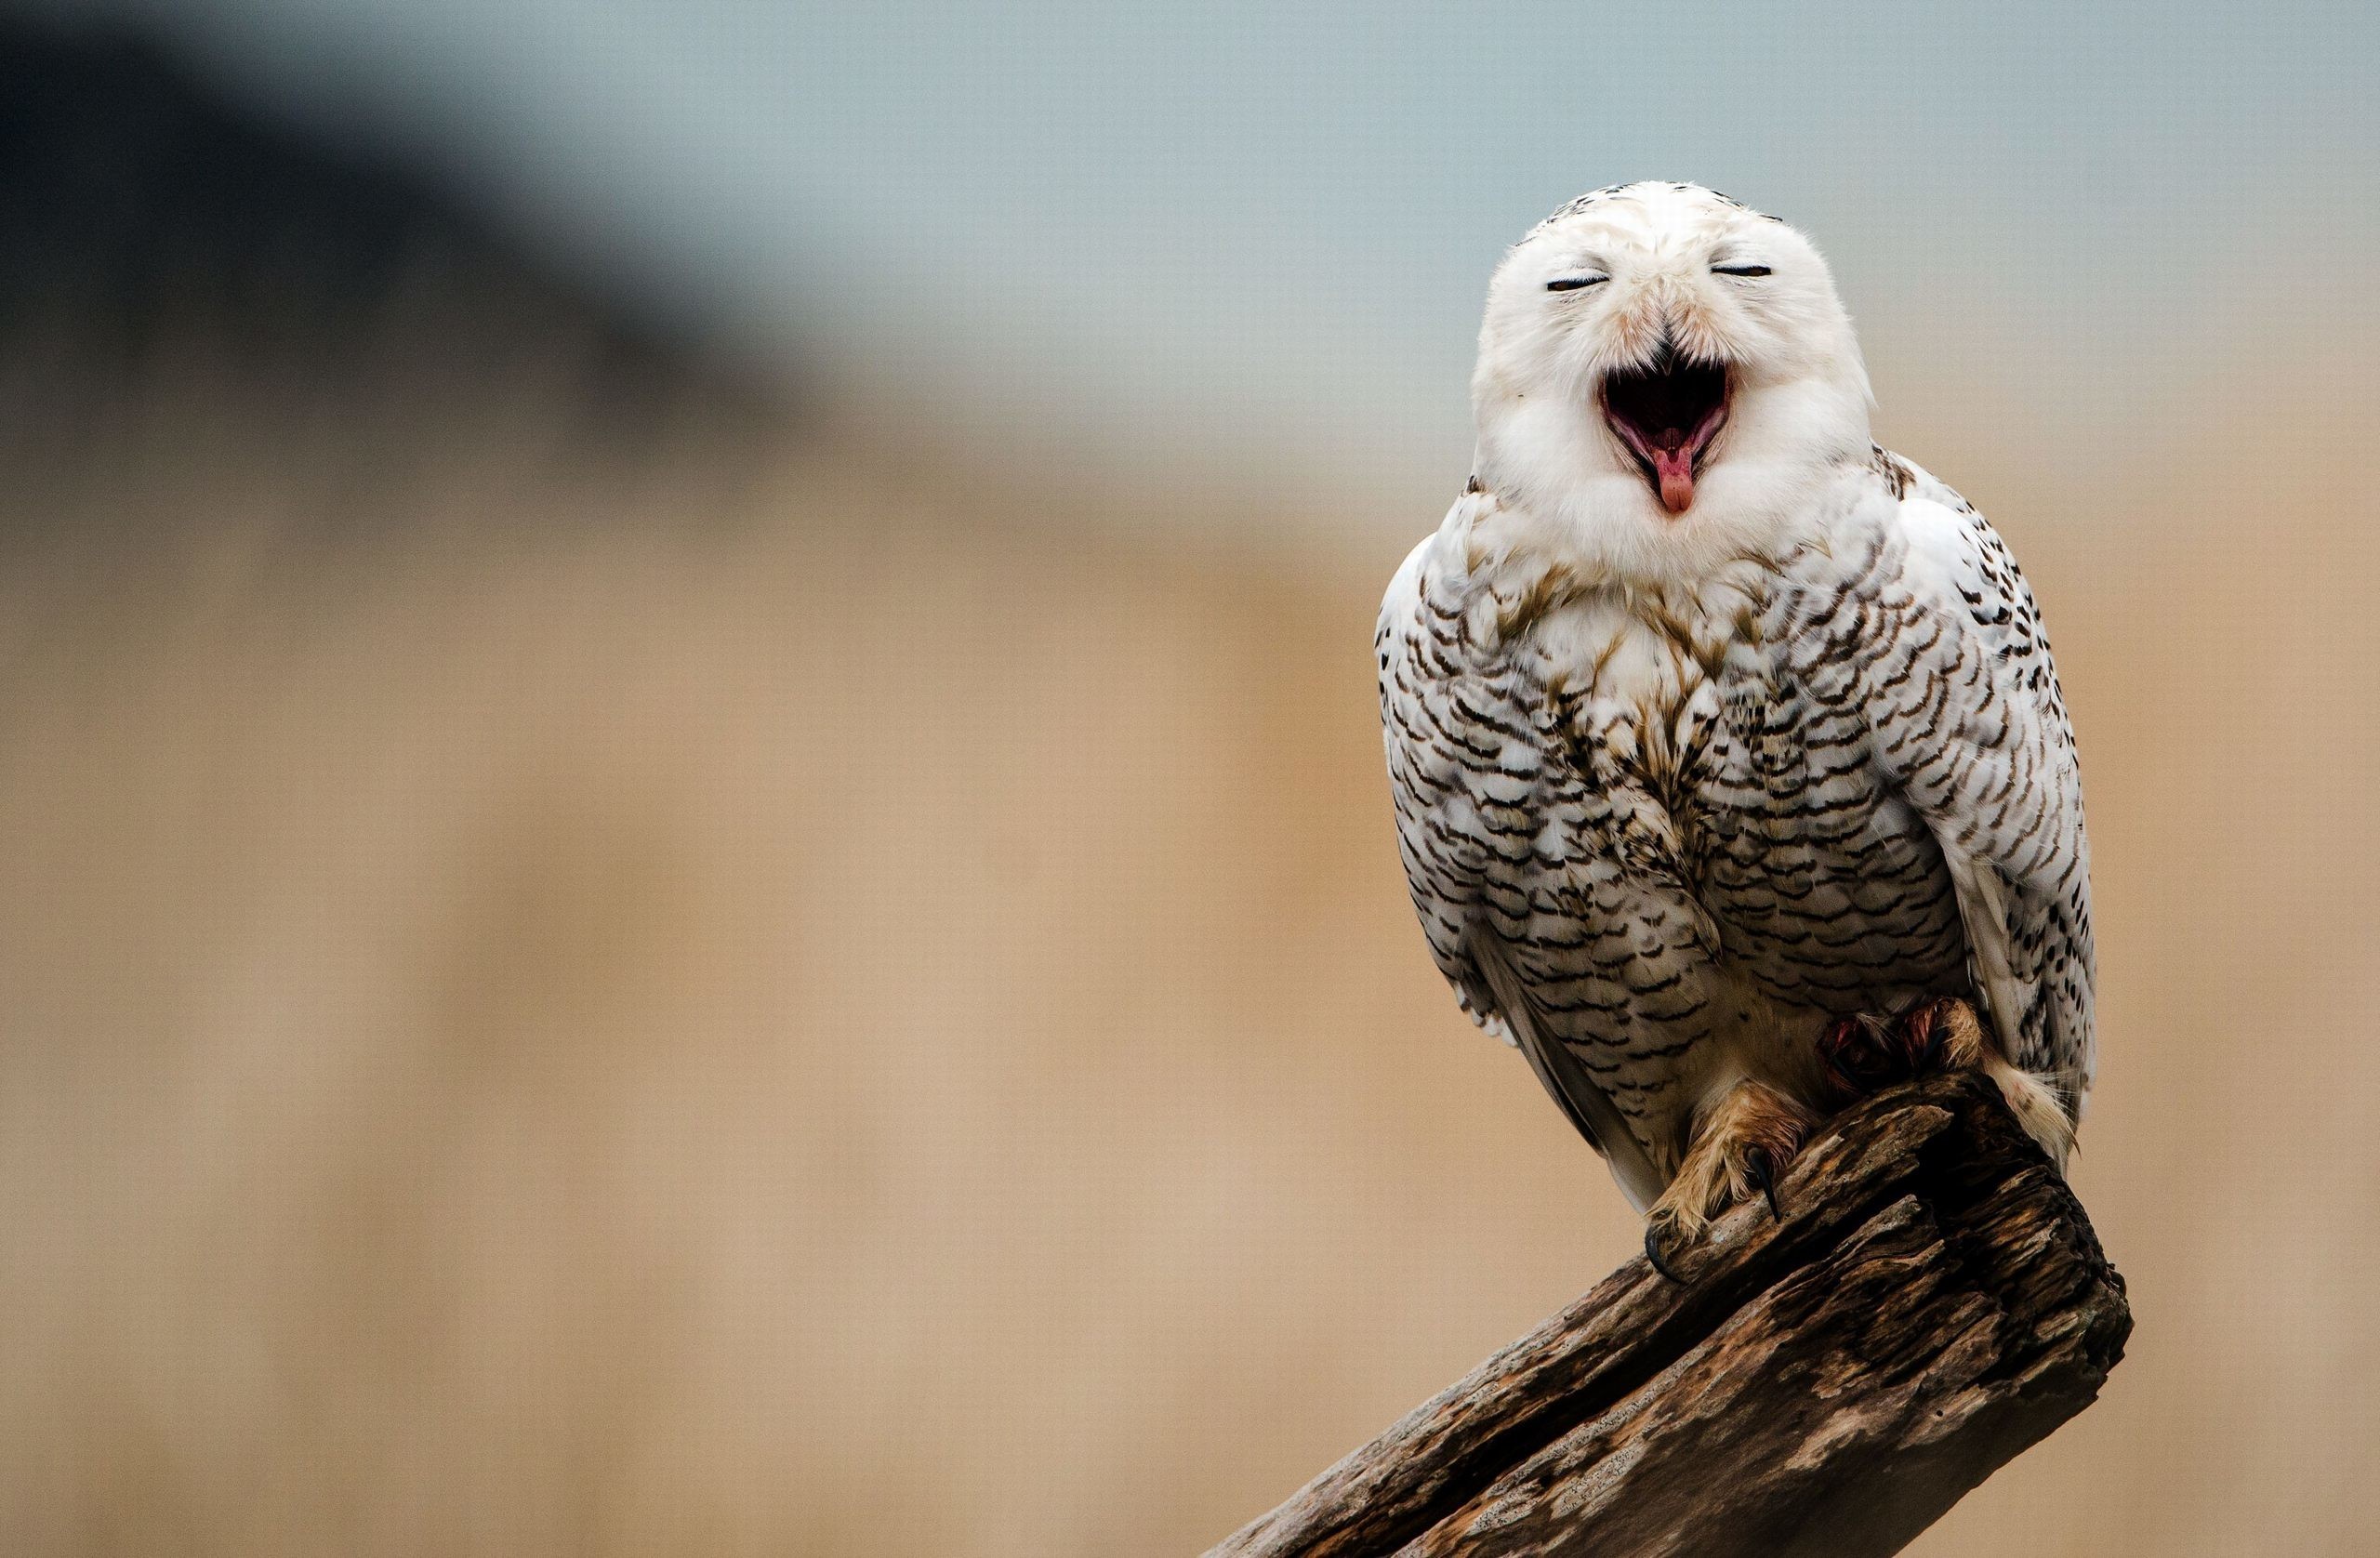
{"left": 1712, "top": 263, "right": 1772, "bottom": 277}
{"left": 1546, "top": 274, "right": 1608, "bottom": 292}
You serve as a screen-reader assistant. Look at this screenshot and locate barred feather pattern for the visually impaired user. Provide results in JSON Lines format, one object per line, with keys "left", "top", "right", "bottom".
{"left": 1378, "top": 452, "right": 2093, "bottom": 1192}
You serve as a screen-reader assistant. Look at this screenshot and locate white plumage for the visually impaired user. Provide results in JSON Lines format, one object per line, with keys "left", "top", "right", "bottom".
{"left": 1378, "top": 183, "right": 2092, "bottom": 1244}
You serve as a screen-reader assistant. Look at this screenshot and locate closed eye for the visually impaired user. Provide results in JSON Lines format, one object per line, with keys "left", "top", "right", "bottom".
{"left": 1712, "top": 264, "right": 1771, "bottom": 277}
{"left": 1545, "top": 275, "right": 1607, "bottom": 292}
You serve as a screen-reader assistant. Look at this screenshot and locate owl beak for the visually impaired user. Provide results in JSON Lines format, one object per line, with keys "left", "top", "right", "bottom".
{"left": 1601, "top": 356, "right": 1731, "bottom": 516}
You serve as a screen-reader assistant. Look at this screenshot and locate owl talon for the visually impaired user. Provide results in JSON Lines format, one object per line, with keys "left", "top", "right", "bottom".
{"left": 1742, "top": 1143, "right": 1781, "bottom": 1221}
{"left": 1821, "top": 997, "right": 1994, "bottom": 1103}
{"left": 1644, "top": 1222, "right": 1686, "bottom": 1284}
{"left": 1898, "top": 996, "right": 1989, "bottom": 1071}
{"left": 1895, "top": 998, "right": 1950, "bottom": 1070}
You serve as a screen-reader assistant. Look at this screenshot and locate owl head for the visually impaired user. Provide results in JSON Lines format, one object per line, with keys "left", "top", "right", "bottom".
{"left": 1472, "top": 183, "right": 1873, "bottom": 573}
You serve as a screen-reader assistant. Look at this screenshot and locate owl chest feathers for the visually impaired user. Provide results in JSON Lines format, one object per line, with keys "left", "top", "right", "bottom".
{"left": 1439, "top": 543, "right": 1967, "bottom": 1013}
{"left": 1487, "top": 561, "right": 1778, "bottom": 874}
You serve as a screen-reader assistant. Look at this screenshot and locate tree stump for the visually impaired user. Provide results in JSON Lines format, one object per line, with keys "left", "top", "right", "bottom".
{"left": 1206, "top": 1071, "right": 2129, "bottom": 1558}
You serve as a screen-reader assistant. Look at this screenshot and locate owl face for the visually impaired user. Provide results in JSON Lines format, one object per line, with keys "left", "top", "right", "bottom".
{"left": 1472, "top": 184, "right": 1873, "bottom": 561}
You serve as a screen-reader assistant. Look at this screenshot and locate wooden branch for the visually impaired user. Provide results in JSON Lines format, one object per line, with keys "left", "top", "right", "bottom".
{"left": 1207, "top": 1071, "right": 2129, "bottom": 1558}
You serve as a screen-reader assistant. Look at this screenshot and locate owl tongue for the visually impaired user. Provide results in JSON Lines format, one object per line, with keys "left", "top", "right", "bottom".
{"left": 1647, "top": 430, "right": 1698, "bottom": 514}
{"left": 1601, "top": 356, "right": 1729, "bottom": 518}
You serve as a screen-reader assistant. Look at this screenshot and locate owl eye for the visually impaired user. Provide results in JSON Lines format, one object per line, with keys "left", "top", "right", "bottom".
{"left": 1545, "top": 274, "right": 1608, "bottom": 292}
{"left": 1712, "top": 264, "right": 1772, "bottom": 277}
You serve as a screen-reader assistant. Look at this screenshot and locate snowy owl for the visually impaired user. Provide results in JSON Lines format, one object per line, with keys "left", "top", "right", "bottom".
{"left": 1377, "top": 181, "right": 2093, "bottom": 1273}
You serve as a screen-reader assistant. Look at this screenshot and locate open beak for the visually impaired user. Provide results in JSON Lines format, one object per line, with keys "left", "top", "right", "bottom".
{"left": 1600, "top": 354, "right": 1730, "bottom": 515}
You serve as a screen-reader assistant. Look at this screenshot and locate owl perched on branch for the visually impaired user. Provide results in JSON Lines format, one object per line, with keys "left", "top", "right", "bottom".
{"left": 1378, "top": 182, "right": 2093, "bottom": 1274}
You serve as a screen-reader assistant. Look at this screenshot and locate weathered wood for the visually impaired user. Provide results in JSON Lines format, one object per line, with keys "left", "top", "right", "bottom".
{"left": 1207, "top": 1072, "right": 2129, "bottom": 1558}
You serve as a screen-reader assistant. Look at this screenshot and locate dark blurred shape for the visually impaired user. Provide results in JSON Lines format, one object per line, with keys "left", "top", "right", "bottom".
{"left": 0, "top": 17, "right": 787, "bottom": 452}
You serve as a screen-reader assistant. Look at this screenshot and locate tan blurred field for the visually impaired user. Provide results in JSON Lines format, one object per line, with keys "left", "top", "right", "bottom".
{"left": 2, "top": 354, "right": 2375, "bottom": 1556}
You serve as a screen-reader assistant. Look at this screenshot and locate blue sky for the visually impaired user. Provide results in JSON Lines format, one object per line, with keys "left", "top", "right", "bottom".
{"left": 35, "top": 0, "right": 2380, "bottom": 511}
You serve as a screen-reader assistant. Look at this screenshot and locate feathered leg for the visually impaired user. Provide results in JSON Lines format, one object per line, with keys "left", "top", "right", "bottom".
{"left": 1641, "top": 1079, "right": 1815, "bottom": 1280}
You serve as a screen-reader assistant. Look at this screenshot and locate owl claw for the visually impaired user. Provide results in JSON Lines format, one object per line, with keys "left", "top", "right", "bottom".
{"left": 1644, "top": 1222, "right": 1686, "bottom": 1284}
{"left": 1820, "top": 997, "right": 1993, "bottom": 1104}
{"left": 1742, "top": 1143, "right": 1781, "bottom": 1221}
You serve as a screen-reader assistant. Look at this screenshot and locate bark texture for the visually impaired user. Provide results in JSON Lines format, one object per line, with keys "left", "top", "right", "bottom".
{"left": 1206, "top": 1072, "right": 2130, "bottom": 1558}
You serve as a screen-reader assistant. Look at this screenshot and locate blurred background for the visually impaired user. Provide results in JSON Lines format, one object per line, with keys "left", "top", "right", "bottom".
{"left": 1, "top": 3, "right": 2374, "bottom": 1553}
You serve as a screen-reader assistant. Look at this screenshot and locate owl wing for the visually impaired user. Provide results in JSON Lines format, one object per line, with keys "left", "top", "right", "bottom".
{"left": 1376, "top": 508, "right": 1507, "bottom": 1035}
{"left": 1805, "top": 456, "right": 2096, "bottom": 1111}
{"left": 1376, "top": 495, "right": 1669, "bottom": 1209}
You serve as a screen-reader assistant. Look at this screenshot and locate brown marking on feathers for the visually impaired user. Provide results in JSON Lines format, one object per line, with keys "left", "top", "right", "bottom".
{"left": 1631, "top": 587, "right": 1742, "bottom": 685}
{"left": 1871, "top": 443, "right": 1916, "bottom": 500}
{"left": 1630, "top": 591, "right": 1705, "bottom": 656}
{"left": 1567, "top": 627, "right": 1630, "bottom": 706}
{"left": 1497, "top": 562, "right": 1592, "bottom": 644}
{"left": 1730, "top": 601, "right": 1767, "bottom": 652}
